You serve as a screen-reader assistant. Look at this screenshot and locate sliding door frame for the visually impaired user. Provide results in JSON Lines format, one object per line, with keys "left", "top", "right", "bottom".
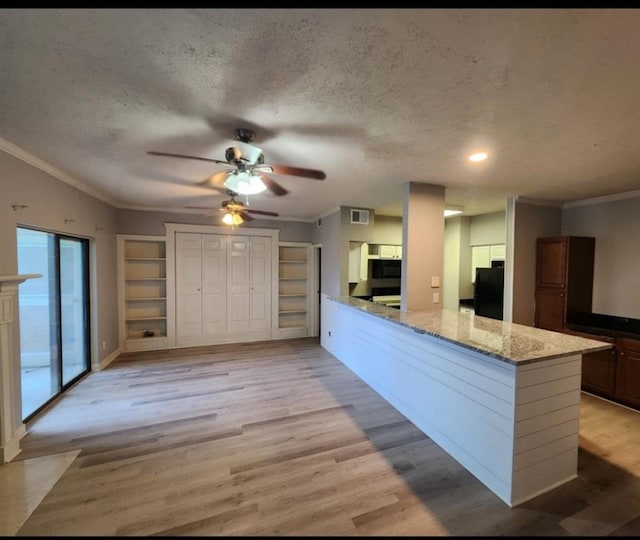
{"left": 17, "top": 226, "right": 91, "bottom": 422}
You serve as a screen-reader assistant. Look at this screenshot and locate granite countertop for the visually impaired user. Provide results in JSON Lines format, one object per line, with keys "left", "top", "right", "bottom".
{"left": 329, "top": 296, "right": 612, "bottom": 365}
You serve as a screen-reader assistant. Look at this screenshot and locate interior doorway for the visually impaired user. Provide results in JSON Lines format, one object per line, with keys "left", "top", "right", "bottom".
{"left": 16, "top": 227, "right": 90, "bottom": 421}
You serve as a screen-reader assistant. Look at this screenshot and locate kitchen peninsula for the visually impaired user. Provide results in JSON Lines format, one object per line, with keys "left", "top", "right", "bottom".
{"left": 321, "top": 295, "right": 611, "bottom": 507}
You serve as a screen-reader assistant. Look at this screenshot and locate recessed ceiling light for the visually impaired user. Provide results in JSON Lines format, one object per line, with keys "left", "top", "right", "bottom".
{"left": 469, "top": 152, "right": 488, "bottom": 162}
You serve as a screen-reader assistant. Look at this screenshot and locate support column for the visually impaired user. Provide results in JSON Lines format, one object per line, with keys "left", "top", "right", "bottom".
{"left": 0, "top": 274, "right": 41, "bottom": 464}
{"left": 401, "top": 182, "right": 445, "bottom": 311}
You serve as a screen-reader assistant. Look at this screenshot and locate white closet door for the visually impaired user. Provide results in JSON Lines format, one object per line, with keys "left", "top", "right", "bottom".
{"left": 250, "top": 236, "right": 272, "bottom": 330}
{"left": 227, "top": 235, "right": 251, "bottom": 333}
{"left": 176, "top": 233, "right": 203, "bottom": 336}
{"left": 202, "top": 234, "right": 227, "bottom": 335}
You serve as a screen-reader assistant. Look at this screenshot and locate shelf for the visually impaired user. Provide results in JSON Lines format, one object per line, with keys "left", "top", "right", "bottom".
{"left": 126, "top": 335, "right": 167, "bottom": 340}
{"left": 278, "top": 323, "right": 307, "bottom": 329}
{"left": 125, "top": 257, "right": 166, "bottom": 261}
{"left": 125, "top": 277, "right": 167, "bottom": 281}
{"left": 278, "top": 243, "right": 310, "bottom": 336}
{"left": 125, "top": 316, "right": 167, "bottom": 321}
{"left": 125, "top": 297, "right": 167, "bottom": 301}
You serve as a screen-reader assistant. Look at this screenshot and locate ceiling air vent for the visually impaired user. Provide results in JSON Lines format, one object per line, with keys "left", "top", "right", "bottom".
{"left": 350, "top": 208, "right": 369, "bottom": 225}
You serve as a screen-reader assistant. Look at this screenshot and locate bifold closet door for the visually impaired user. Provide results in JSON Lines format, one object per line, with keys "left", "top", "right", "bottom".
{"left": 226, "top": 235, "right": 272, "bottom": 333}
{"left": 176, "top": 232, "right": 228, "bottom": 337}
{"left": 202, "top": 234, "right": 227, "bottom": 335}
{"left": 249, "top": 236, "right": 271, "bottom": 330}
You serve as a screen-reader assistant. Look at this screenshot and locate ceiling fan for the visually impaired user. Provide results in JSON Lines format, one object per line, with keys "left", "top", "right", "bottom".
{"left": 147, "top": 127, "right": 326, "bottom": 197}
{"left": 186, "top": 190, "right": 279, "bottom": 226}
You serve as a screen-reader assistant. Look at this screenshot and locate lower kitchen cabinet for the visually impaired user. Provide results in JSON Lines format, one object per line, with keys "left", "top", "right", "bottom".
{"left": 563, "top": 327, "right": 616, "bottom": 399}
{"left": 614, "top": 336, "right": 640, "bottom": 409}
{"left": 582, "top": 346, "right": 617, "bottom": 399}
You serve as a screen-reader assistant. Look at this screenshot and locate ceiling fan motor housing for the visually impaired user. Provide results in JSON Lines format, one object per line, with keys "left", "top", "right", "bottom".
{"left": 235, "top": 128, "right": 256, "bottom": 143}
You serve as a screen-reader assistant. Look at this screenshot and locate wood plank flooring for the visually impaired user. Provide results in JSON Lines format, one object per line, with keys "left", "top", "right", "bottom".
{"left": 8, "top": 337, "right": 640, "bottom": 536}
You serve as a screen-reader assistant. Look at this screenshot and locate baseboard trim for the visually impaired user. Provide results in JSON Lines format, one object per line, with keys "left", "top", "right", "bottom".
{"left": 97, "top": 347, "right": 121, "bottom": 371}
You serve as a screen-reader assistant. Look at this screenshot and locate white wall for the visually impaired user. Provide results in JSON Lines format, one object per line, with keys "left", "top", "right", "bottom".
{"left": 470, "top": 210, "right": 506, "bottom": 246}
{"left": 372, "top": 214, "right": 402, "bottom": 244}
{"left": 0, "top": 151, "right": 119, "bottom": 365}
{"left": 562, "top": 195, "right": 640, "bottom": 319}
{"left": 443, "top": 215, "right": 473, "bottom": 310}
{"left": 311, "top": 209, "right": 341, "bottom": 298}
{"left": 443, "top": 217, "right": 462, "bottom": 311}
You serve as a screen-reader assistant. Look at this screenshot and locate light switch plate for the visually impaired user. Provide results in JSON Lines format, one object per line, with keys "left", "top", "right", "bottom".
{"left": 431, "top": 276, "right": 440, "bottom": 287}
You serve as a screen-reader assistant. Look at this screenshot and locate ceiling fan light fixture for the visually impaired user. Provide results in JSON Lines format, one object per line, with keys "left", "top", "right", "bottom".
{"left": 222, "top": 211, "right": 244, "bottom": 226}
{"left": 468, "top": 152, "right": 488, "bottom": 162}
{"left": 223, "top": 171, "right": 267, "bottom": 195}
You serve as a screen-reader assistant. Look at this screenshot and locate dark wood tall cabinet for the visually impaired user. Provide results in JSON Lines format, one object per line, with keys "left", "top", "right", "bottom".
{"left": 534, "top": 236, "right": 595, "bottom": 331}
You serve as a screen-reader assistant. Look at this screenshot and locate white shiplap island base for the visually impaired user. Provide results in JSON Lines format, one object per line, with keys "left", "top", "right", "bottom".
{"left": 321, "top": 295, "right": 612, "bottom": 507}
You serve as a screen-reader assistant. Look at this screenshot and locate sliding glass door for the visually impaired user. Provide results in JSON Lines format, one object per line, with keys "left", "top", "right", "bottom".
{"left": 17, "top": 227, "right": 90, "bottom": 421}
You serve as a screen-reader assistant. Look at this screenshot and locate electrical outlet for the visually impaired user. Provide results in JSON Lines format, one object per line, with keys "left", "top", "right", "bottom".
{"left": 328, "top": 330, "right": 332, "bottom": 337}
{"left": 102, "top": 341, "right": 107, "bottom": 350}
{"left": 432, "top": 292, "right": 440, "bottom": 304}
{"left": 431, "top": 276, "right": 440, "bottom": 287}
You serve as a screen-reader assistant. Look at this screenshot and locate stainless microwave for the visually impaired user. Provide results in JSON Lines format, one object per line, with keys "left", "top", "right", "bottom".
{"left": 371, "top": 259, "right": 402, "bottom": 279}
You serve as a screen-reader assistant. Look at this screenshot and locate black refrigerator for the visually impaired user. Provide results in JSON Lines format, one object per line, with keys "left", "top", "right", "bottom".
{"left": 474, "top": 266, "right": 504, "bottom": 321}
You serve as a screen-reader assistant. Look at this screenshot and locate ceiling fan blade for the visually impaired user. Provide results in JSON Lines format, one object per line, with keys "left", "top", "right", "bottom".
{"left": 261, "top": 164, "right": 326, "bottom": 180}
{"left": 259, "top": 173, "right": 289, "bottom": 196}
{"left": 147, "top": 150, "right": 228, "bottom": 165}
{"left": 245, "top": 208, "right": 279, "bottom": 217}
{"left": 238, "top": 211, "right": 255, "bottom": 222}
{"left": 201, "top": 170, "right": 231, "bottom": 189}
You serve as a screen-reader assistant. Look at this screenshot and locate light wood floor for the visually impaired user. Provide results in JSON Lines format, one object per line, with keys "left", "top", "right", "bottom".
{"left": 8, "top": 337, "right": 640, "bottom": 536}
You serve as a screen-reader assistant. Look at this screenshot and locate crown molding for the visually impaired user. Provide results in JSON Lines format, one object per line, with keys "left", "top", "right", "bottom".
{"left": 311, "top": 206, "right": 341, "bottom": 223}
{"left": 117, "top": 203, "right": 318, "bottom": 223}
{"left": 514, "top": 196, "right": 564, "bottom": 207}
{"left": 0, "top": 136, "right": 118, "bottom": 207}
{"left": 563, "top": 189, "right": 640, "bottom": 209}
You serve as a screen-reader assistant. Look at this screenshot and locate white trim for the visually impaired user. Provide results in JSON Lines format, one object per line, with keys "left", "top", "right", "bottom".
{"left": 97, "top": 347, "right": 121, "bottom": 371}
{"left": 164, "top": 223, "right": 279, "bottom": 238}
{"left": 515, "top": 196, "right": 564, "bottom": 207}
{"left": 120, "top": 205, "right": 319, "bottom": 223}
{"left": 0, "top": 136, "right": 118, "bottom": 206}
{"left": 15, "top": 423, "right": 27, "bottom": 440}
{"left": 563, "top": 188, "right": 640, "bottom": 209}
{"left": 503, "top": 197, "right": 516, "bottom": 323}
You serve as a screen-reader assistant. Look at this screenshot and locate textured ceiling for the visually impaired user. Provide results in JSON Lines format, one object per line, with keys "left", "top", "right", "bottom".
{"left": 1, "top": 8, "right": 640, "bottom": 220}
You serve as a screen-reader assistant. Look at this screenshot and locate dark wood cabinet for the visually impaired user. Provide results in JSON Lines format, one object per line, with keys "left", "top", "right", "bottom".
{"left": 563, "top": 327, "right": 616, "bottom": 398}
{"left": 535, "top": 288, "right": 566, "bottom": 332}
{"left": 614, "top": 337, "right": 640, "bottom": 409}
{"left": 536, "top": 237, "right": 568, "bottom": 288}
{"left": 582, "top": 345, "right": 617, "bottom": 398}
{"left": 534, "top": 236, "right": 595, "bottom": 331}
